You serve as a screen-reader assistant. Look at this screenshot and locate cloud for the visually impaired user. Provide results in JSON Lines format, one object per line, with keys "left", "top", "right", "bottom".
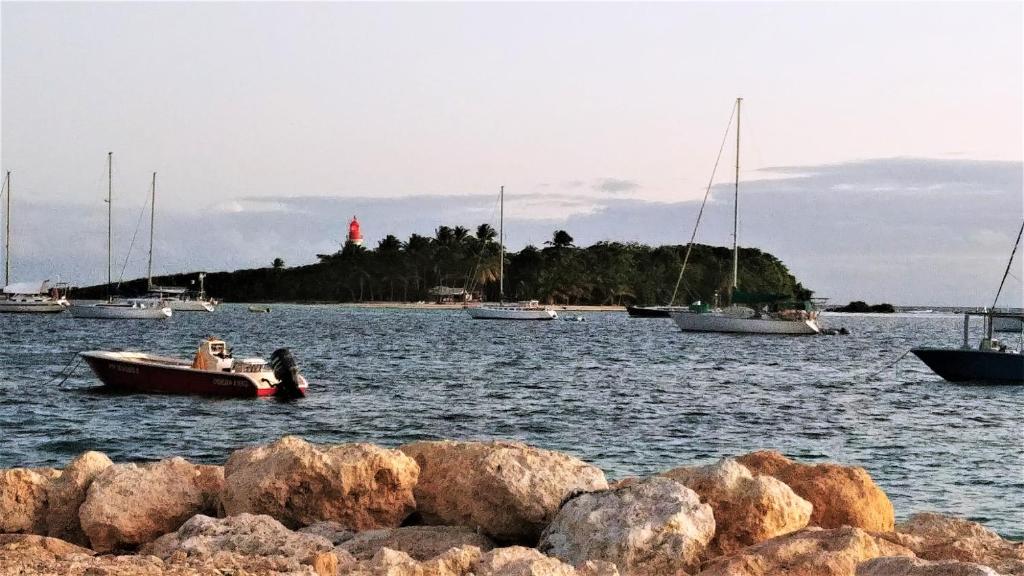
{"left": 6, "top": 157, "right": 1021, "bottom": 307}
{"left": 592, "top": 177, "right": 640, "bottom": 194}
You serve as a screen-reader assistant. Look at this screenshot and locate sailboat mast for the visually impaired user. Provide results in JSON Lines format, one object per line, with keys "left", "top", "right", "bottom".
{"left": 499, "top": 185, "right": 504, "bottom": 303}
{"left": 732, "top": 97, "right": 742, "bottom": 291}
{"left": 4, "top": 171, "right": 10, "bottom": 287}
{"left": 148, "top": 172, "right": 156, "bottom": 289}
{"left": 107, "top": 152, "right": 113, "bottom": 297}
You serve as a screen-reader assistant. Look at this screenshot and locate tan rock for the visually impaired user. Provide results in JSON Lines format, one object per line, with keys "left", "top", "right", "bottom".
{"left": 78, "top": 457, "right": 224, "bottom": 552}
{"left": 400, "top": 440, "right": 608, "bottom": 542}
{"left": 737, "top": 450, "right": 896, "bottom": 531}
{"left": 883, "top": 513, "right": 1024, "bottom": 575}
{"left": 475, "top": 546, "right": 580, "bottom": 576}
{"left": 45, "top": 451, "right": 113, "bottom": 546}
{"left": 539, "top": 476, "right": 714, "bottom": 575}
{"left": 857, "top": 556, "right": 1001, "bottom": 576}
{"left": 697, "top": 526, "right": 916, "bottom": 576}
{"left": 142, "top": 513, "right": 335, "bottom": 563}
{"left": 340, "top": 525, "right": 495, "bottom": 560}
{"left": 0, "top": 533, "right": 95, "bottom": 557}
{"left": 662, "top": 457, "right": 813, "bottom": 556}
{"left": 222, "top": 436, "right": 418, "bottom": 530}
{"left": 299, "top": 520, "right": 356, "bottom": 545}
{"left": 0, "top": 467, "right": 60, "bottom": 534}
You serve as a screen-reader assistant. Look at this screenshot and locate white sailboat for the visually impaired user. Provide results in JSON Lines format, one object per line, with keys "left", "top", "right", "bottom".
{"left": 70, "top": 154, "right": 172, "bottom": 320}
{"left": 466, "top": 186, "right": 557, "bottom": 321}
{"left": 672, "top": 98, "right": 821, "bottom": 335}
{"left": 140, "top": 173, "right": 216, "bottom": 312}
{"left": 0, "top": 171, "right": 70, "bottom": 313}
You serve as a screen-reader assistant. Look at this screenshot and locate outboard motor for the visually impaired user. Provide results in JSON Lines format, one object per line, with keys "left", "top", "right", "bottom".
{"left": 270, "top": 348, "right": 304, "bottom": 400}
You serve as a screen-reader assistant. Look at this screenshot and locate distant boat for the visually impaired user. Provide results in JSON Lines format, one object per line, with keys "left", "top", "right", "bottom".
{"left": 138, "top": 174, "right": 217, "bottom": 312}
{"left": 992, "top": 315, "right": 1023, "bottom": 332}
{"left": 0, "top": 171, "right": 70, "bottom": 313}
{"left": 248, "top": 305, "right": 271, "bottom": 313}
{"left": 69, "top": 154, "right": 171, "bottom": 320}
{"left": 465, "top": 186, "right": 557, "bottom": 321}
{"left": 671, "top": 98, "right": 820, "bottom": 335}
{"left": 911, "top": 221, "right": 1023, "bottom": 384}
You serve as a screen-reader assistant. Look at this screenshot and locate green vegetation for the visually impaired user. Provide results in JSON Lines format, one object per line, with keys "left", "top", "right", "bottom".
{"left": 829, "top": 301, "right": 895, "bottom": 313}
{"left": 70, "top": 227, "right": 813, "bottom": 305}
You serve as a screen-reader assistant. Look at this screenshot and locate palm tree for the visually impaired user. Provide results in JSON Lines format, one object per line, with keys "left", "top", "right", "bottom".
{"left": 546, "top": 230, "right": 575, "bottom": 248}
{"left": 476, "top": 223, "right": 497, "bottom": 243}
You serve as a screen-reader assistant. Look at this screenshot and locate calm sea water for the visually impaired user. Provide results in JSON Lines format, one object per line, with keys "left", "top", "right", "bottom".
{"left": 1, "top": 307, "right": 1021, "bottom": 537}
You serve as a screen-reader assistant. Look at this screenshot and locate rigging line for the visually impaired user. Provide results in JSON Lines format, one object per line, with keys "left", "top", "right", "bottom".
{"left": 116, "top": 190, "right": 152, "bottom": 288}
{"left": 865, "top": 349, "right": 913, "bottom": 381}
{"left": 464, "top": 191, "right": 503, "bottom": 295}
{"left": 669, "top": 101, "right": 737, "bottom": 306}
{"left": 991, "top": 220, "right": 1024, "bottom": 310}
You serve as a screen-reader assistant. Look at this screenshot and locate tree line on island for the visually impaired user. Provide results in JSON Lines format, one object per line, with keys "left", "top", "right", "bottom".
{"left": 71, "top": 225, "right": 814, "bottom": 305}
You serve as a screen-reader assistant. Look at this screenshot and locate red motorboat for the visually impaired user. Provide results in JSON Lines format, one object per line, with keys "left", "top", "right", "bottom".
{"left": 80, "top": 339, "right": 308, "bottom": 398}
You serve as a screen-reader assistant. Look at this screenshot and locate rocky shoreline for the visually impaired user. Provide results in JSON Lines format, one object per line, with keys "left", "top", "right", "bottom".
{"left": 1, "top": 437, "right": 1020, "bottom": 575}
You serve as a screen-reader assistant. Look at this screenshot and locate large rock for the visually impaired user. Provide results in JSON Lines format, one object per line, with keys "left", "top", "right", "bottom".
{"left": 0, "top": 467, "right": 60, "bottom": 534}
{"left": 45, "top": 451, "right": 113, "bottom": 546}
{"left": 340, "top": 525, "right": 495, "bottom": 560}
{"left": 737, "top": 451, "right": 895, "bottom": 531}
{"left": 883, "top": 513, "right": 1024, "bottom": 575}
{"left": 78, "top": 457, "right": 224, "bottom": 552}
{"left": 697, "top": 526, "right": 915, "bottom": 576}
{"left": 222, "top": 436, "right": 419, "bottom": 530}
{"left": 857, "top": 556, "right": 1001, "bottom": 576}
{"left": 539, "top": 476, "right": 714, "bottom": 575}
{"left": 662, "top": 457, "right": 813, "bottom": 556}
{"left": 475, "top": 546, "right": 589, "bottom": 576}
{"left": 337, "top": 545, "right": 482, "bottom": 576}
{"left": 400, "top": 440, "right": 608, "bottom": 542}
{"left": 143, "top": 513, "right": 335, "bottom": 564}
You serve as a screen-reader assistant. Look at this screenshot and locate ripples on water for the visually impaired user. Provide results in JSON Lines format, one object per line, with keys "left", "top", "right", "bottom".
{"left": 1, "top": 307, "right": 1022, "bottom": 537}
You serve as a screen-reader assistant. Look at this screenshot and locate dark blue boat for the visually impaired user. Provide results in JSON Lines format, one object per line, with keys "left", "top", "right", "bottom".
{"left": 912, "top": 311, "right": 1024, "bottom": 384}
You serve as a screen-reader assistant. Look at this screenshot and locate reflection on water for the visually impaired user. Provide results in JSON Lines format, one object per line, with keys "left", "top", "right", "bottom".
{"left": 1, "top": 307, "right": 1021, "bottom": 537}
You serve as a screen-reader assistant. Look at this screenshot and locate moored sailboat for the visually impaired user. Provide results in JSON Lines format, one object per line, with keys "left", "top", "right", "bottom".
{"left": 465, "top": 186, "right": 557, "bottom": 321}
{"left": 0, "top": 171, "right": 71, "bottom": 313}
{"left": 69, "top": 154, "right": 171, "bottom": 320}
{"left": 671, "top": 98, "right": 821, "bottom": 335}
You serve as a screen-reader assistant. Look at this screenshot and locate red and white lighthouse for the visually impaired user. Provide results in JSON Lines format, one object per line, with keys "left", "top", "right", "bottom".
{"left": 347, "top": 216, "right": 364, "bottom": 246}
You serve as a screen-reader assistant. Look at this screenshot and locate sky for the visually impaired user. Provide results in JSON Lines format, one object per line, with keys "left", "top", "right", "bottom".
{"left": 1, "top": 2, "right": 1022, "bottom": 306}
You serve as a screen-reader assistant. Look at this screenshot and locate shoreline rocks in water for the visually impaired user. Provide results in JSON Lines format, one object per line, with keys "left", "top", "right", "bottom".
{"left": 0, "top": 437, "right": 1020, "bottom": 576}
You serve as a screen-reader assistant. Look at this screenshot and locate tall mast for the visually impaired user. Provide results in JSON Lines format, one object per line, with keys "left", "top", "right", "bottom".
{"left": 498, "top": 185, "right": 504, "bottom": 303}
{"left": 4, "top": 171, "right": 10, "bottom": 287}
{"left": 148, "top": 172, "right": 156, "bottom": 289}
{"left": 732, "top": 97, "right": 742, "bottom": 291}
{"left": 107, "top": 152, "right": 113, "bottom": 298}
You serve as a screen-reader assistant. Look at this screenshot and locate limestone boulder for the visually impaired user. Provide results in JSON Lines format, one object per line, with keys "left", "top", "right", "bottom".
{"left": 737, "top": 450, "right": 895, "bottom": 531}
{"left": 299, "top": 520, "right": 356, "bottom": 545}
{"left": 857, "top": 556, "right": 1001, "bottom": 576}
{"left": 696, "top": 526, "right": 916, "bottom": 576}
{"left": 400, "top": 440, "right": 608, "bottom": 542}
{"left": 78, "top": 457, "right": 224, "bottom": 552}
{"left": 339, "top": 525, "right": 495, "bottom": 560}
{"left": 221, "top": 436, "right": 418, "bottom": 530}
{"left": 337, "top": 545, "right": 482, "bottom": 576}
{"left": 539, "top": 476, "right": 714, "bottom": 575}
{"left": 142, "top": 513, "right": 335, "bottom": 564}
{"left": 662, "top": 457, "right": 812, "bottom": 556}
{"left": 0, "top": 467, "right": 60, "bottom": 534}
{"left": 44, "top": 451, "right": 113, "bottom": 546}
{"left": 884, "top": 513, "right": 1024, "bottom": 575}
{"left": 475, "top": 546, "right": 585, "bottom": 576}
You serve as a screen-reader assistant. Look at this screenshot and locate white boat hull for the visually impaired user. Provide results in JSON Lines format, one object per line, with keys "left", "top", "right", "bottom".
{"left": 0, "top": 299, "right": 67, "bottom": 313}
{"left": 466, "top": 306, "right": 557, "bottom": 320}
{"left": 168, "top": 300, "right": 216, "bottom": 312}
{"left": 70, "top": 303, "right": 172, "bottom": 319}
{"left": 672, "top": 311, "right": 820, "bottom": 335}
